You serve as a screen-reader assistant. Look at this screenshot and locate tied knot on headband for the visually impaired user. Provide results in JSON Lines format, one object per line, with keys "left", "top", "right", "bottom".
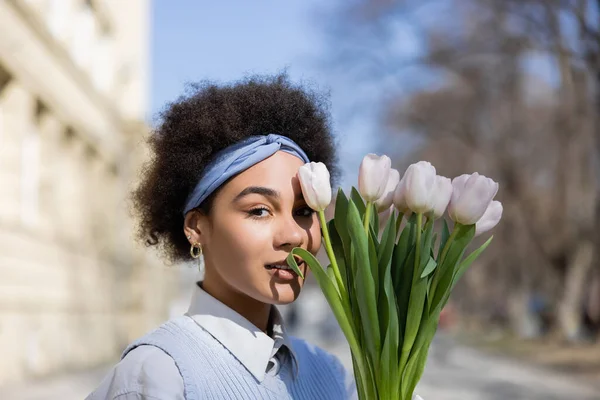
{"left": 183, "top": 134, "right": 310, "bottom": 216}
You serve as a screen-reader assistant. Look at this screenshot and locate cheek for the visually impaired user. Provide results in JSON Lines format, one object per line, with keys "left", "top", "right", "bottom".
{"left": 211, "top": 218, "right": 272, "bottom": 263}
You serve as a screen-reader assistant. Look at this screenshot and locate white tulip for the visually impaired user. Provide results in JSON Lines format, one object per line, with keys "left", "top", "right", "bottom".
{"left": 297, "top": 162, "right": 332, "bottom": 212}
{"left": 475, "top": 200, "right": 503, "bottom": 236}
{"left": 431, "top": 175, "right": 453, "bottom": 219}
{"left": 358, "top": 154, "right": 391, "bottom": 202}
{"left": 374, "top": 168, "right": 400, "bottom": 212}
{"left": 393, "top": 176, "right": 410, "bottom": 214}
{"left": 448, "top": 173, "right": 499, "bottom": 225}
{"left": 402, "top": 161, "right": 437, "bottom": 214}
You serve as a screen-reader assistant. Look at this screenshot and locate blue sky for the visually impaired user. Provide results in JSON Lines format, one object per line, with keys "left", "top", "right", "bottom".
{"left": 150, "top": 0, "right": 389, "bottom": 188}
{"left": 149, "top": 2, "right": 562, "bottom": 189}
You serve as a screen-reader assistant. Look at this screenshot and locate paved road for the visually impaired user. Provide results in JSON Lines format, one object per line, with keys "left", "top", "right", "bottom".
{"left": 1, "top": 334, "right": 598, "bottom": 400}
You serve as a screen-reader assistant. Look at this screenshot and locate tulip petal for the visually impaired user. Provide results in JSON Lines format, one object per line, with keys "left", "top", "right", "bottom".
{"left": 448, "top": 174, "right": 470, "bottom": 221}
{"left": 375, "top": 168, "right": 400, "bottom": 212}
{"left": 393, "top": 176, "right": 409, "bottom": 213}
{"left": 358, "top": 154, "right": 392, "bottom": 202}
{"left": 449, "top": 173, "right": 499, "bottom": 225}
{"left": 475, "top": 200, "right": 503, "bottom": 236}
{"left": 297, "top": 162, "right": 332, "bottom": 211}
{"left": 432, "top": 175, "right": 453, "bottom": 219}
{"left": 403, "top": 161, "right": 437, "bottom": 214}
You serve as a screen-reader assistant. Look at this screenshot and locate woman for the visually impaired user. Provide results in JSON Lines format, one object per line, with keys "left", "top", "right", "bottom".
{"left": 86, "top": 74, "right": 357, "bottom": 399}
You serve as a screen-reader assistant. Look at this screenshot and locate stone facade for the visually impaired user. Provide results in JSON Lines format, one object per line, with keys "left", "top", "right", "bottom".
{"left": 0, "top": 0, "right": 179, "bottom": 385}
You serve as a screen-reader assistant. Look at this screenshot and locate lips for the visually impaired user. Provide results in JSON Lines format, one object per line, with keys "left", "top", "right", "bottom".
{"left": 264, "top": 257, "right": 305, "bottom": 272}
{"left": 264, "top": 261, "right": 305, "bottom": 270}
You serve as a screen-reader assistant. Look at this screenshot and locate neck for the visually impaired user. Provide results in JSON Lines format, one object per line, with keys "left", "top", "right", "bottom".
{"left": 200, "top": 273, "right": 272, "bottom": 333}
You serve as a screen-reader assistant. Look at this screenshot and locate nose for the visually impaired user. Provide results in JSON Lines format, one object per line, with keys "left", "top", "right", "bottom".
{"left": 274, "top": 214, "right": 305, "bottom": 250}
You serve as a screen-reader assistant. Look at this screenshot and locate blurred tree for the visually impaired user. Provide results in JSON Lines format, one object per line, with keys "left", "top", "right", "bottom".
{"left": 322, "top": 0, "right": 600, "bottom": 340}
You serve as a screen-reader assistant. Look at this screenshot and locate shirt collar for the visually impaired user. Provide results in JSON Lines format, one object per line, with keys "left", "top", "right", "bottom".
{"left": 185, "top": 282, "right": 298, "bottom": 382}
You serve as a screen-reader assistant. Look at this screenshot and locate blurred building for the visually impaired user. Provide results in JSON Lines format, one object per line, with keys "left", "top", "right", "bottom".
{"left": 0, "top": 0, "right": 178, "bottom": 385}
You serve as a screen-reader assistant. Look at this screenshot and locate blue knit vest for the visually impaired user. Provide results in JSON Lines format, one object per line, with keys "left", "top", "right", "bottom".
{"left": 121, "top": 315, "right": 353, "bottom": 400}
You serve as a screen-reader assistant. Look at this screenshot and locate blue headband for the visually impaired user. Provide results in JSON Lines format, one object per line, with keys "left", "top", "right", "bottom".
{"left": 183, "top": 134, "right": 310, "bottom": 215}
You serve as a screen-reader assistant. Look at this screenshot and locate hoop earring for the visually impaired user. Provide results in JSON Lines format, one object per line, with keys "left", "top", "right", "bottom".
{"left": 190, "top": 242, "right": 203, "bottom": 259}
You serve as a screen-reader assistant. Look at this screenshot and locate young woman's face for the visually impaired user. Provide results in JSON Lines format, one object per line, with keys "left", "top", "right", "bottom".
{"left": 198, "top": 151, "right": 321, "bottom": 305}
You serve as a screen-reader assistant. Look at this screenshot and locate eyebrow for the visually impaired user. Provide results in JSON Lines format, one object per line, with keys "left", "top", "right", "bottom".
{"left": 233, "top": 186, "right": 305, "bottom": 203}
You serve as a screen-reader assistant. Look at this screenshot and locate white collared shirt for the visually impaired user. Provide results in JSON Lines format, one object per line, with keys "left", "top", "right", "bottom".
{"left": 185, "top": 282, "right": 298, "bottom": 382}
{"left": 88, "top": 282, "right": 298, "bottom": 400}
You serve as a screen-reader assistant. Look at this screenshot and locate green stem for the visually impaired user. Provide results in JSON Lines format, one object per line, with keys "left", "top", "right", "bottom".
{"left": 319, "top": 210, "right": 346, "bottom": 298}
{"left": 363, "top": 201, "right": 372, "bottom": 234}
{"left": 415, "top": 213, "right": 423, "bottom": 276}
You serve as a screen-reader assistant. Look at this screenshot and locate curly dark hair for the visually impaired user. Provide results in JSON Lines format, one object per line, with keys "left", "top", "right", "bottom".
{"left": 130, "top": 73, "right": 339, "bottom": 264}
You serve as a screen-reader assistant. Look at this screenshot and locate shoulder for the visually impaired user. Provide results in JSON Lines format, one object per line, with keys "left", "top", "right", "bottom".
{"left": 289, "top": 336, "right": 357, "bottom": 399}
{"left": 86, "top": 345, "right": 184, "bottom": 400}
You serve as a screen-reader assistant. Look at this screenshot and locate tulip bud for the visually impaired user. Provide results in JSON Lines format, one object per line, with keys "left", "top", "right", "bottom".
{"left": 431, "top": 175, "right": 453, "bottom": 219}
{"left": 448, "top": 173, "right": 499, "bottom": 225}
{"left": 374, "top": 168, "right": 400, "bottom": 212}
{"left": 402, "top": 161, "right": 437, "bottom": 214}
{"left": 393, "top": 177, "right": 410, "bottom": 214}
{"left": 297, "top": 162, "right": 332, "bottom": 212}
{"left": 475, "top": 200, "right": 503, "bottom": 236}
{"left": 358, "top": 154, "right": 391, "bottom": 202}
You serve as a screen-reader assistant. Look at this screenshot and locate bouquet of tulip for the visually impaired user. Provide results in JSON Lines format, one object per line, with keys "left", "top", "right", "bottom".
{"left": 287, "top": 155, "right": 502, "bottom": 400}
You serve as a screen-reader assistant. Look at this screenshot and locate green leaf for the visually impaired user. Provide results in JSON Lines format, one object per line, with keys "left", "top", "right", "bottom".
{"left": 394, "top": 216, "right": 417, "bottom": 344}
{"left": 370, "top": 225, "right": 380, "bottom": 248}
{"left": 399, "top": 271, "right": 427, "bottom": 373}
{"left": 399, "top": 215, "right": 434, "bottom": 373}
{"left": 328, "top": 220, "right": 349, "bottom": 293}
{"left": 347, "top": 201, "right": 381, "bottom": 365}
{"left": 377, "top": 212, "right": 397, "bottom": 338}
{"left": 420, "top": 256, "right": 437, "bottom": 278}
{"left": 450, "top": 235, "right": 493, "bottom": 292}
{"left": 350, "top": 187, "right": 366, "bottom": 217}
{"left": 438, "top": 219, "right": 451, "bottom": 260}
{"left": 392, "top": 214, "right": 417, "bottom": 294}
{"left": 287, "top": 248, "right": 367, "bottom": 386}
{"left": 332, "top": 190, "right": 364, "bottom": 355}
{"left": 368, "top": 231, "right": 379, "bottom": 308}
{"left": 326, "top": 265, "right": 338, "bottom": 292}
{"left": 402, "top": 319, "right": 435, "bottom": 400}
{"left": 431, "top": 224, "right": 475, "bottom": 311}
{"left": 333, "top": 189, "right": 352, "bottom": 261}
{"left": 419, "top": 217, "right": 436, "bottom": 273}
{"left": 379, "top": 249, "right": 400, "bottom": 397}
{"left": 371, "top": 207, "right": 380, "bottom": 237}
{"left": 378, "top": 211, "right": 397, "bottom": 280}
{"left": 287, "top": 249, "right": 355, "bottom": 344}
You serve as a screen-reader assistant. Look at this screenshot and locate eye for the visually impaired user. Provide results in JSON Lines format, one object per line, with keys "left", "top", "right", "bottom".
{"left": 295, "top": 206, "right": 315, "bottom": 218}
{"left": 247, "top": 207, "right": 271, "bottom": 219}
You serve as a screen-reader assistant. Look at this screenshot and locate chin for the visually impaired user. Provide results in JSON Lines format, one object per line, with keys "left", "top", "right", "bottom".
{"left": 265, "top": 280, "right": 303, "bottom": 305}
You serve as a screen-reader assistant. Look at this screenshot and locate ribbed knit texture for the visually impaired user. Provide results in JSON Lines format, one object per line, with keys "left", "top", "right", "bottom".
{"left": 122, "top": 315, "right": 351, "bottom": 400}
